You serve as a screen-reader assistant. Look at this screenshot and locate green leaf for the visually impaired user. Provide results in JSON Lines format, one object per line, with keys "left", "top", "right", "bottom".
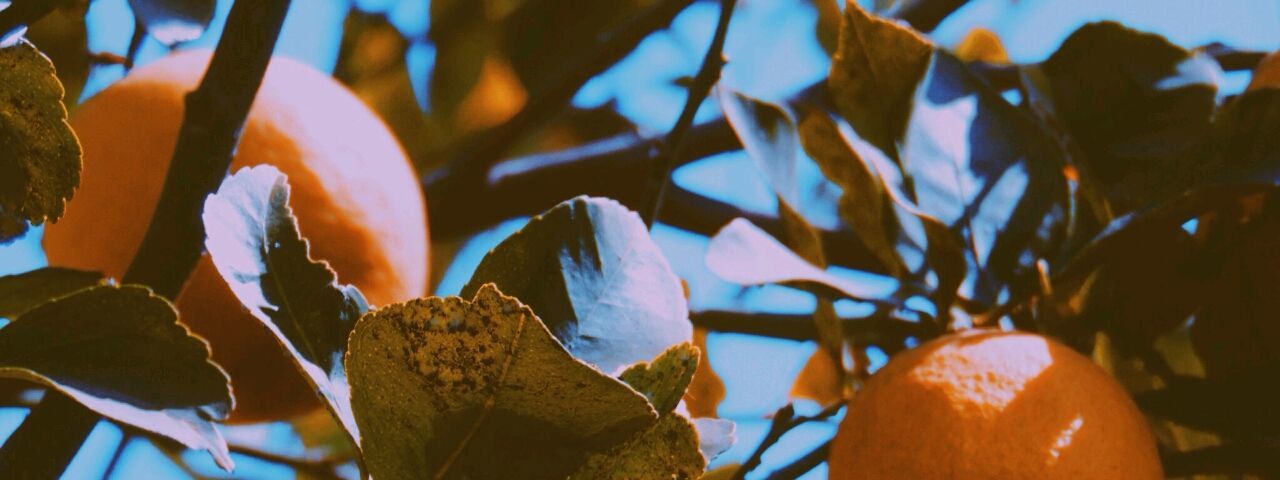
{"left": 569, "top": 413, "right": 705, "bottom": 480}
{"left": 0, "top": 285, "right": 233, "bottom": 470}
{"left": 501, "top": 0, "right": 654, "bottom": 93}
{"left": 827, "top": 0, "right": 932, "bottom": 159}
{"left": 0, "top": 39, "right": 81, "bottom": 242}
{"left": 1039, "top": 21, "right": 1221, "bottom": 215}
{"left": 900, "top": 52, "right": 1069, "bottom": 305}
{"left": 798, "top": 111, "right": 905, "bottom": 276}
{"left": 1138, "top": 364, "right": 1280, "bottom": 437}
{"left": 348, "top": 284, "right": 658, "bottom": 480}
{"left": 429, "top": 0, "right": 497, "bottom": 118}
{"left": 717, "top": 88, "right": 799, "bottom": 205}
{"left": 127, "top": 0, "right": 216, "bottom": 45}
{"left": 202, "top": 165, "right": 368, "bottom": 443}
{"left": 706, "top": 218, "right": 899, "bottom": 303}
{"left": 0, "top": 267, "right": 105, "bottom": 319}
{"left": 461, "top": 196, "right": 691, "bottom": 375}
{"left": 619, "top": 343, "right": 699, "bottom": 415}
{"left": 1214, "top": 89, "right": 1280, "bottom": 183}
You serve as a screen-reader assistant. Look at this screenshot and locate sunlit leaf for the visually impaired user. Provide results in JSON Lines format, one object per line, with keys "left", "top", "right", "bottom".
{"left": 900, "top": 52, "right": 1069, "bottom": 305}
{"left": 462, "top": 196, "right": 691, "bottom": 375}
{"left": 789, "top": 343, "right": 844, "bottom": 407}
{"left": 692, "top": 417, "right": 735, "bottom": 461}
{"left": 706, "top": 218, "right": 898, "bottom": 303}
{"left": 718, "top": 88, "right": 799, "bottom": 205}
{"left": 0, "top": 285, "right": 233, "bottom": 470}
{"left": 828, "top": 0, "right": 932, "bottom": 158}
{"left": 202, "top": 165, "right": 368, "bottom": 443}
{"left": 0, "top": 267, "right": 104, "bottom": 319}
{"left": 0, "top": 39, "right": 81, "bottom": 242}
{"left": 127, "top": 0, "right": 215, "bottom": 45}
{"left": 349, "top": 284, "right": 657, "bottom": 479}
{"left": 1246, "top": 50, "right": 1280, "bottom": 92}
{"left": 683, "top": 327, "right": 725, "bottom": 418}
{"left": 1039, "top": 21, "right": 1221, "bottom": 214}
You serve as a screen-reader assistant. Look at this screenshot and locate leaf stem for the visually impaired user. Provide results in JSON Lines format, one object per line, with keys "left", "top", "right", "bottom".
{"left": 640, "top": 0, "right": 738, "bottom": 228}
{"left": 0, "top": 0, "right": 294, "bottom": 476}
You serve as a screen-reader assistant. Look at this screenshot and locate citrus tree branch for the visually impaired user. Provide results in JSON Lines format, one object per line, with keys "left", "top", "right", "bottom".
{"left": 0, "top": 0, "right": 294, "bottom": 476}
{"left": 763, "top": 439, "right": 832, "bottom": 480}
{"left": 423, "top": 0, "right": 697, "bottom": 236}
{"left": 731, "top": 403, "right": 844, "bottom": 480}
{"left": 640, "top": 0, "right": 738, "bottom": 227}
{"left": 691, "top": 309, "right": 931, "bottom": 342}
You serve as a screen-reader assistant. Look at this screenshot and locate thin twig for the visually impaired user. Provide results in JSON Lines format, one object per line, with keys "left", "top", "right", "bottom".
{"left": 423, "top": 0, "right": 697, "bottom": 236}
{"left": 731, "top": 403, "right": 844, "bottom": 480}
{"left": 640, "top": 0, "right": 738, "bottom": 227}
{"left": 763, "top": 439, "right": 832, "bottom": 480}
{"left": 0, "top": 0, "right": 295, "bottom": 476}
{"left": 124, "top": 16, "right": 146, "bottom": 71}
{"left": 100, "top": 434, "right": 133, "bottom": 480}
{"left": 691, "top": 309, "right": 931, "bottom": 342}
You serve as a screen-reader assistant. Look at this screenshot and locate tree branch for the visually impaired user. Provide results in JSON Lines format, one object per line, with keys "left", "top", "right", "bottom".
{"left": 691, "top": 309, "right": 930, "bottom": 342}
{"left": 763, "top": 439, "right": 831, "bottom": 480}
{"left": 640, "top": 0, "right": 738, "bottom": 227}
{"left": 423, "top": 0, "right": 697, "bottom": 236}
{"left": 0, "top": 0, "right": 294, "bottom": 476}
{"left": 731, "top": 403, "right": 844, "bottom": 480}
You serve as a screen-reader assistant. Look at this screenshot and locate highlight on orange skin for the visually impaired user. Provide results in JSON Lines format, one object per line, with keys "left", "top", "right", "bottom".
{"left": 44, "top": 49, "right": 429, "bottom": 423}
{"left": 829, "top": 330, "right": 1162, "bottom": 480}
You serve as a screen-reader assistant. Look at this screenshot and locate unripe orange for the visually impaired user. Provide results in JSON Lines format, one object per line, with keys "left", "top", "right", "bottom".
{"left": 44, "top": 50, "right": 429, "bottom": 423}
{"left": 829, "top": 330, "right": 1161, "bottom": 479}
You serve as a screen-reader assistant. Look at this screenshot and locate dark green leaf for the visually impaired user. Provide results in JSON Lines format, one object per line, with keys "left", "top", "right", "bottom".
{"left": 1213, "top": 89, "right": 1280, "bottom": 184}
{"left": 1039, "top": 21, "right": 1221, "bottom": 214}
{"left": 461, "top": 196, "right": 691, "bottom": 375}
{"left": 127, "top": 0, "right": 216, "bottom": 45}
{"left": 0, "top": 39, "right": 81, "bottom": 242}
{"left": 1138, "top": 365, "right": 1280, "bottom": 437}
{"left": 0, "top": 267, "right": 104, "bottom": 319}
{"left": 348, "top": 284, "right": 657, "bottom": 480}
{"left": 202, "top": 165, "right": 368, "bottom": 442}
{"left": 706, "top": 218, "right": 898, "bottom": 303}
{"left": 827, "top": 0, "right": 932, "bottom": 159}
{"left": 619, "top": 343, "right": 698, "bottom": 415}
{"left": 0, "top": 285, "right": 233, "bottom": 470}
{"left": 900, "top": 52, "right": 1069, "bottom": 305}
{"left": 500, "top": 0, "right": 653, "bottom": 93}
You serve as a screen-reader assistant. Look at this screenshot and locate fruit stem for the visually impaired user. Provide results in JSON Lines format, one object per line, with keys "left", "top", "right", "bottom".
{"left": 0, "top": 0, "right": 294, "bottom": 477}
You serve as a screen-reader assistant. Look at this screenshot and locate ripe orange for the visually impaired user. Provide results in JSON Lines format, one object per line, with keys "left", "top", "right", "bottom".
{"left": 44, "top": 50, "right": 429, "bottom": 423}
{"left": 829, "top": 330, "right": 1161, "bottom": 479}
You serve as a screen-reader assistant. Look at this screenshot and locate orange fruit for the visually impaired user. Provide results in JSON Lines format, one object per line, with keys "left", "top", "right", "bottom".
{"left": 829, "top": 330, "right": 1161, "bottom": 479}
{"left": 44, "top": 50, "right": 429, "bottom": 423}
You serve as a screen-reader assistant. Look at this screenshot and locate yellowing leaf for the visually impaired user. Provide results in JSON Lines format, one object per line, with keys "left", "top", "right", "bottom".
{"left": 953, "top": 27, "right": 1009, "bottom": 64}
{"left": 569, "top": 413, "right": 705, "bottom": 480}
{"left": 620, "top": 343, "right": 699, "bottom": 415}
{"left": 1247, "top": 50, "right": 1280, "bottom": 92}
{"left": 348, "top": 284, "right": 658, "bottom": 480}
{"left": 789, "top": 347, "right": 844, "bottom": 407}
{"left": 0, "top": 39, "right": 81, "bottom": 241}
{"left": 798, "top": 111, "right": 904, "bottom": 276}
{"left": 828, "top": 0, "right": 932, "bottom": 158}
{"left": 683, "top": 327, "right": 725, "bottom": 418}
